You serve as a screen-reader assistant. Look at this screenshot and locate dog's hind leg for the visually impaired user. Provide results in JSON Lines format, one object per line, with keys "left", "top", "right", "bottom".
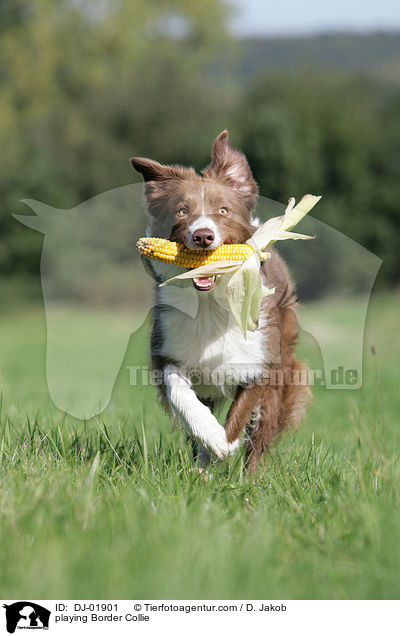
{"left": 279, "top": 358, "right": 312, "bottom": 431}
{"left": 225, "top": 383, "right": 265, "bottom": 443}
{"left": 245, "top": 383, "right": 284, "bottom": 472}
{"left": 245, "top": 359, "right": 312, "bottom": 472}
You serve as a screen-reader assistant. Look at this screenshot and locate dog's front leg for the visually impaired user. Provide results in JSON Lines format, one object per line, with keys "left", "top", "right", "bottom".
{"left": 164, "top": 364, "right": 239, "bottom": 460}
{"left": 190, "top": 439, "right": 212, "bottom": 469}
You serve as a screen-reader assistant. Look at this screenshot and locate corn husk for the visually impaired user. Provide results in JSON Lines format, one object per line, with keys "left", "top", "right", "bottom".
{"left": 159, "top": 194, "right": 320, "bottom": 336}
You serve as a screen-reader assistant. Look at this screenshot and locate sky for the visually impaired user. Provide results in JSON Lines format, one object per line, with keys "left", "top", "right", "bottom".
{"left": 231, "top": 0, "right": 400, "bottom": 37}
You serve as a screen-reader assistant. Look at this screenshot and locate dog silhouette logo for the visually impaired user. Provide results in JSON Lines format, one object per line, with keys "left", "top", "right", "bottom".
{"left": 13, "top": 185, "right": 381, "bottom": 418}
{"left": 2, "top": 602, "right": 50, "bottom": 633}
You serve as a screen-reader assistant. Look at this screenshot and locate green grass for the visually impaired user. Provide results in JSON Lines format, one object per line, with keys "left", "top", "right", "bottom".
{"left": 0, "top": 293, "right": 399, "bottom": 599}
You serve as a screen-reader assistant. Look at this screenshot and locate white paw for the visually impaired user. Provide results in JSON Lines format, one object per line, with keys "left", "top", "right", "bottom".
{"left": 227, "top": 438, "right": 240, "bottom": 456}
{"left": 207, "top": 429, "right": 240, "bottom": 460}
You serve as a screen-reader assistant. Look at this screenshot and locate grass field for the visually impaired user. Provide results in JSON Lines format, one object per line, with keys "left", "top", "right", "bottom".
{"left": 0, "top": 292, "right": 399, "bottom": 599}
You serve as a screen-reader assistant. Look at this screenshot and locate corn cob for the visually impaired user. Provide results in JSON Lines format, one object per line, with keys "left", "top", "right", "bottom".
{"left": 136, "top": 237, "right": 255, "bottom": 268}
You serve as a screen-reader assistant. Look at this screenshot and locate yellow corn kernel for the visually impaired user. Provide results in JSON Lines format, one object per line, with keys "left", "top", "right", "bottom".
{"left": 136, "top": 237, "right": 255, "bottom": 268}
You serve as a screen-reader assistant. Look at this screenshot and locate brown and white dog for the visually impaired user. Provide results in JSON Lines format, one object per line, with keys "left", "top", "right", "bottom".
{"left": 131, "top": 130, "right": 311, "bottom": 470}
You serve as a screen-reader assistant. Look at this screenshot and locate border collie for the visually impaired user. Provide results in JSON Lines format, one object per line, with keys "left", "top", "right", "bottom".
{"left": 131, "top": 131, "right": 311, "bottom": 471}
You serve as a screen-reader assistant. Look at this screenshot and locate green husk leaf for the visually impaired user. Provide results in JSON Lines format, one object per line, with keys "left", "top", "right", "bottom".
{"left": 156, "top": 193, "right": 321, "bottom": 336}
{"left": 280, "top": 194, "right": 321, "bottom": 232}
{"left": 248, "top": 195, "right": 319, "bottom": 252}
{"left": 226, "top": 254, "right": 261, "bottom": 338}
{"left": 268, "top": 229, "right": 313, "bottom": 242}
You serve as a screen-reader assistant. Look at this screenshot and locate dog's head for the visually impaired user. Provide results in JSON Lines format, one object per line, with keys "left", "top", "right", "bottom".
{"left": 131, "top": 130, "right": 258, "bottom": 291}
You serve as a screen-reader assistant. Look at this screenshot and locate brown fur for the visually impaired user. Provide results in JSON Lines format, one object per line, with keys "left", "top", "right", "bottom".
{"left": 224, "top": 247, "right": 312, "bottom": 471}
{"left": 131, "top": 130, "right": 312, "bottom": 470}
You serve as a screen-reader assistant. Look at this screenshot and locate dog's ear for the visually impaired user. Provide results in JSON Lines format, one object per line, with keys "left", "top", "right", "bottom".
{"left": 131, "top": 157, "right": 196, "bottom": 215}
{"left": 131, "top": 157, "right": 168, "bottom": 182}
{"left": 130, "top": 157, "right": 193, "bottom": 182}
{"left": 202, "top": 130, "right": 258, "bottom": 211}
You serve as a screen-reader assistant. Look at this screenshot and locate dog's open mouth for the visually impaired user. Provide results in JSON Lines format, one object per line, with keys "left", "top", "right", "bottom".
{"left": 192, "top": 276, "right": 216, "bottom": 291}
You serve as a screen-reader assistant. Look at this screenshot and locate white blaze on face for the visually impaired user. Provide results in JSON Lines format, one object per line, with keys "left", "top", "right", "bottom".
{"left": 185, "top": 187, "right": 222, "bottom": 291}
{"left": 185, "top": 185, "right": 223, "bottom": 250}
{"left": 187, "top": 215, "right": 222, "bottom": 250}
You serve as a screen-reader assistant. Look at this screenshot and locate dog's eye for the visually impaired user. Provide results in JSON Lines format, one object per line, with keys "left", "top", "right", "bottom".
{"left": 176, "top": 208, "right": 189, "bottom": 218}
{"left": 218, "top": 207, "right": 229, "bottom": 215}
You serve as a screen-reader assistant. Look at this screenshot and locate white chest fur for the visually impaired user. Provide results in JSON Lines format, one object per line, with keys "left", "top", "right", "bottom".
{"left": 157, "top": 283, "right": 268, "bottom": 399}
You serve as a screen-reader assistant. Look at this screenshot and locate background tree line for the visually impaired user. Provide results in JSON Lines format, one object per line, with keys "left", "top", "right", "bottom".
{"left": 1, "top": 0, "right": 399, "bottom": 303}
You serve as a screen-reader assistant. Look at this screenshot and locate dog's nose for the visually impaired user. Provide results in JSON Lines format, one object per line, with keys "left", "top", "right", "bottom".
{"left": 192, "top": 228, "right": 215, "bottom": 248}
